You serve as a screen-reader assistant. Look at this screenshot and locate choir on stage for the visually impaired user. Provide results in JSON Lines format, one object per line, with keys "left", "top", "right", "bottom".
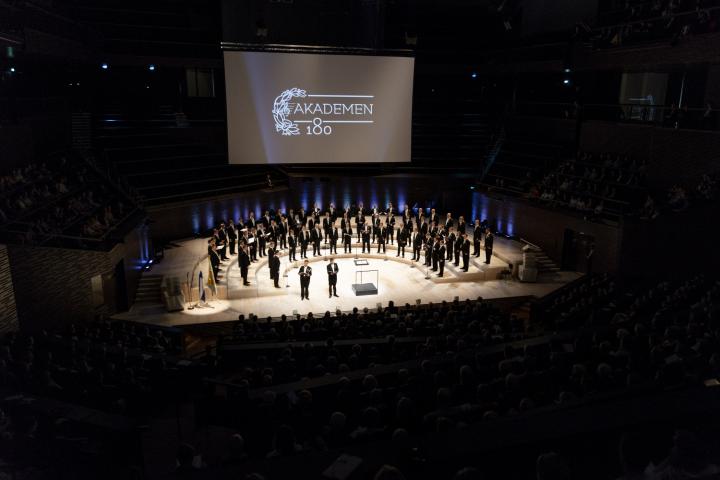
{"left": 205, "top": 202, "right": 495, "bottom": 288}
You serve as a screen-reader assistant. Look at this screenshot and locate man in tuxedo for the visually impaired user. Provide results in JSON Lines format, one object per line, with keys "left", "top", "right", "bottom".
{"left": 429, "top": 208, "right": 438, "bottom": 226}
{"left": 246, "top": 212, "right": 257, "bottom": 230}
{"left": 462, "top": 233, "right": 471, "bottom": 272}
{"left": 473, "top": 219, "right": 483, "bottom": 257}
{"left": 424, "top": 234, "right": 432, "bottom": 267}
{"left": 387, "top": 213, "right": 396, "bottom": 244}
{"left": 322, "top": 212, "right": 333, "bottom": 244}
{"left": 437, "top": 239, "right": 447, "bottom": 277}
{"left": 329, "top": 226, "right": 339, "bottom": 254}
{"left": 214, "top": 227, "right": 228, "bottom": 261}
{"left": 299, "top": 226, "right": 310, "bottom": 259}
{"left": 208, "top": 239, "right": 220, "bottom": 282}
{"left": 431, "top": 237, "right": 441, "bottom": 271}
{"left": 340, "top": 213, "right": 351, "bottom": 231}
{"left": 376, "top": 223, "right": 386, "bottom": 253}
{"left": 444, "top": 212, "right": 454, "bottom": 231}
{"left": 454, "top": 232, "right": 463, "bottom": 266}
{"left": 312, "top": 224, "right": 322, "bottom": 256}
{"left": 396, "top": 223, "right": 406, "bottom": 258}
{"left": 361, "top": 226, "right": 371, "bottom": 254}
{"left": 457, "top": 215, "right": 467, "bottom": 237}
{"left": 371, "top": 209, "right": 380, "bottom": 243}
{"left": 446, "top": 227, "right": 456, "bottom": 261}
{"left": 411, "top": 228, "right": 422, "bottom": 261}
{"left": 355, "top": 211, "right": 365, "bottom": 242}
{"left": 269, "top": 249, "right": 281, "bottom": 288}
{"left": 279, "top": 216, "right": 289, "bottom": 249}
{"left": 239, "top": 244, "right": 250, "bottom": 286}
{"left": 299, "top": 259, "right": 312, "bottom": 300}
{"left": 484, "top": 228, "right": 494, "bottom": 265}
{"left": 249, "top": 228, "right": 258, "bottom": 262}
{"left": 257, "top": 225, "right": 267, "bottom": 257}
{"left": 342, "top": 225, "right": 353, "bottom": 253}
{"left": 419, "top": 216, "right": 429, "bottom": 237}
{"left": 268, "top": 220, "right": 279, "bottom": 246}
{"left": 227, "top": 220, "right": 237, "bottom": 255}
{"left": 326, "top": 258, "right": 339, "bottom": 298}
{"left": 288, "top": 230, "right": 297, "bottom": 261}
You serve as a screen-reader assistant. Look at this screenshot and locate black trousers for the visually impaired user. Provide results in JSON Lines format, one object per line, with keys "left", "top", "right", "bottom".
{"left": 413, "top": 246, "right": 421, "bottom": 260}
{"left": 485, "top": 248, "right": 492, "bottom": 264}
{"left": 259, "top": 243, "right": 265, "bottom": 257}
{"left": 272, "top": 272, "right": 279, "bottom": 287}
{"left": 312, "top": 241, "right": 320, "bottom": 256}
{"left": 240, "top": 266, "right": 248, "bottom": 284}
{"left": 289, "top": 247, "right": 296, "bottom": 261}
{"left": 396, "top": 245, "right": 405, "bottom": 257}
{"left": 251, "top": 246, "right": 257, "bottom": 261}
{"left": 473, "top": 239, "right": 480, "bottom": 256}
{"left": 362, "top": 240, "right": 370, "bottom": 253}
{"left": 300, "top": 280, "right": 310, "bottom": 299}
{"left": 329, "top": 242, "right": 337, "bottom": 254}
{"left": 432, "top": 255, "right": 438, "bottom": 270}
{"left": 377, "top": 241, "right": 385, "bottom": 253}
{"left": 344, "top": 242, "right": 352, "bottom": 253}
{"left": 447, "top": 246, "right": 453, "bottom": 260}
{"left": 329, "top": 278, "right": 337, "bottom": 295}
{"left": 229, "top": 240, "right": 236, "bottom": 255}
{"left": 438, "top": 260, "right": 445, "bottom": 277}
{"left": 454, "top": 250, "right": 460, "bottom": 265}
{"left": 388, "top": 229, "right": 394, "bottom": 244}
{"left": 463, "top": 254, "right": 470, "bottom": 271}
{"left": 279, "top": 235, "right": 286, "bottom": 249}
{"left": 300, "top": 244, "right": 307, "bottom": 258}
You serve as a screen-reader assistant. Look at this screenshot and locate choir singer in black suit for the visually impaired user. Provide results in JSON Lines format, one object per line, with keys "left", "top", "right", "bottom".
{"left": 299, "top": 259, "right": 312, "bottom": 300}
{"left": 327, "top": 258, "right": 339, "bottom": 298}
{"left": 239, "top": 244, "right": 250, "bottom": 286}
{"left": 329, "top": 226, "right": 339, "bottom": 254}
{"left": 473, "top": 219, "right": 483, "bottom": 257}
{"left": 411, "top": 228, "right": 422, "bottom": 261}
{"left": 269, "top": 250, "right": 281, "bottom": 288}
{"left": 437, "top": 239, "right": 446, "bottom": 277}
{"left": 361, "top": 226, "right": 371, "bottom": 253}
{"left": 342, "top": 226, "right": 353, "bottom": 253}
{"left": 396, "top": 223, "right": 406, "bottom": 258}
{"left": 462, "top": 233, "right": 471, "bottom": 272}
{"left": 288, "top": 231, "right": 297, "bottom": 261}
{"left": 484, "top": 228, "right": 494, "bottom": 265}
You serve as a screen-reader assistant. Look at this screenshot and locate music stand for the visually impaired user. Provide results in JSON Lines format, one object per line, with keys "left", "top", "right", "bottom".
{"left": 352, "top": 269, "right": 378, "bottom": 296}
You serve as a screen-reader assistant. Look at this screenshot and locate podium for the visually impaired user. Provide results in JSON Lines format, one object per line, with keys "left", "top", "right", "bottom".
{"left": 352, "top": 269, "right": 379, "bottom": 296}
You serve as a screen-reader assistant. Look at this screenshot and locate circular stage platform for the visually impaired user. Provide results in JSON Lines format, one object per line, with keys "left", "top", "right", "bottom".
{"left": 114, "top": 237, "right": 580, "bottom": 327}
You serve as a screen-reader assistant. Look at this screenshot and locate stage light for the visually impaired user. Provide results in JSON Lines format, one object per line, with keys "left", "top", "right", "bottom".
{"left": 471, "top": 72, "right": 477, "bottom": 79}
{"left": 148, "top": 64, "right": 155, "bottom": 71}
{"left": 563, "top": 79, "right": 570, "bottom": 85}
{"left": 564, "top": 68, "right": 571, "bottom": 73}
{"left": 9, "top": 67, "right": 15, "bottom": 73}
{"left": 101, "top": 63, "right": 109, "bottom": 70}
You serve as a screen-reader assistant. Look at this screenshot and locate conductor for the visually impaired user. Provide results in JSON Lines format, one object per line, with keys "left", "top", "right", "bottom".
{"left": 327, "top": 258, "right": 339, "bottom": 298}
{"left": 299, "top": 259, "right": 312, "bottom": 300}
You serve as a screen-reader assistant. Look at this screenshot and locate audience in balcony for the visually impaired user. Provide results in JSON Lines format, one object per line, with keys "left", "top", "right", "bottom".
{"left": 0, "top": 152, "right": 137, "bottom": 246}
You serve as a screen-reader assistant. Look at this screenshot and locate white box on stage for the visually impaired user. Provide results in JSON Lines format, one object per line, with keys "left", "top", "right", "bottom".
{"left": 519, "top": 265, "right": 538, "bottom": 282}
{"left": 352, "top": 269, "right": 379, "bottom": 296}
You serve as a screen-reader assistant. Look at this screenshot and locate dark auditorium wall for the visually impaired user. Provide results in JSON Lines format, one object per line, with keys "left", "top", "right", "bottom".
{"left": 473, "top": 193, "right": 623, "bottom": 272}
{"left": 580, "top": 121, "right": 720, "bottom": 188}
{"left": 0, "top": 245, "right": 19, "bottom": 333}
{"left": 6, "top": 229, "right": 145, "bottom": 331}
{"left": 147, "top": 175, "right": 474, "bottom": 243}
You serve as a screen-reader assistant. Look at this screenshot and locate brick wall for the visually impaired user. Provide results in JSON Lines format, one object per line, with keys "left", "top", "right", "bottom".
{"left": 0, "top": 245, "right": 19, "bottom": 333}
{"left": 6, "top": 227, "right": 145, "bottom": 332}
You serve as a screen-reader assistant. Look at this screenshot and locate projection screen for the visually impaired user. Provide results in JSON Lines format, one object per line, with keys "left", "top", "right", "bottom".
{"left": 223, "top": 50, "right": 415, "bottom": 164}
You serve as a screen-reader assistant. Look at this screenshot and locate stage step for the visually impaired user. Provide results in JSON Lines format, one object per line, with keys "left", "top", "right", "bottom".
{"left": 133, "top": 274, "right": 164, "bottom": 305}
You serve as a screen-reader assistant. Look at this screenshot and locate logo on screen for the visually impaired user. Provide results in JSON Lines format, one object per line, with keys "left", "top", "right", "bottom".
{"left": 272, "top": 88, "right": 374, "bottom": 137}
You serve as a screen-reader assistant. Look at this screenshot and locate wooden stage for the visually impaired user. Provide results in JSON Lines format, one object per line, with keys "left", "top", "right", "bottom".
{"left": 114, "top": 231, "right": 580, "bottom": 327}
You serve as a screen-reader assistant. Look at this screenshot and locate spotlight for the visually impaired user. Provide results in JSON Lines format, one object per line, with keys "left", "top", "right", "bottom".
{"left": 471, "top": 72, "right": 477, "bottom": 79}
{"left": 564, "top": 68, "right": 571, "bottom": 73}
{"left": 9, "top": 67, "right": 15, "bottom": 73}
{"left": 101, "top": 63, "right": 109, "bottom": 70}
{"left": 148, "top": 64, "right": 155, "bottom": 71}
{"left": 563, "top": 79, "right": 570, "bottom": 85}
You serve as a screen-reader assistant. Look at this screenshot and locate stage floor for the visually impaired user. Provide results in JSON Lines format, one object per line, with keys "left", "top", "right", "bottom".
{"left": 115, "top": 236, "right": 581, "bottom": 327}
